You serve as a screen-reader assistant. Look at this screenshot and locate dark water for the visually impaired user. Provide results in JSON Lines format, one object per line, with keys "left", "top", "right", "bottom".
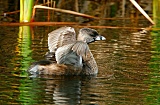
{"left": 0, "top": 25, "right": 160, "bottom": 105}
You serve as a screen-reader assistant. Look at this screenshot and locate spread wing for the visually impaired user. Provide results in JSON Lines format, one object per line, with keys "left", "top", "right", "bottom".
{"left": 55, "top": 41, "right": 91, "bottom": 68}
{"left": 48, "top": 26, "right": 76, "bottom": 52}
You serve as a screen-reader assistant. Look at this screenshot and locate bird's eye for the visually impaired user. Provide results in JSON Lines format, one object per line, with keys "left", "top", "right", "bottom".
{"left": 90, "top": 31, "right": 99, "bottom": 37}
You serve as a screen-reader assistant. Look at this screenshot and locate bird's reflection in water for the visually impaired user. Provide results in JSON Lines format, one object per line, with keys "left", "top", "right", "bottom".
{"left": 34, "top": 75, "right": 96, "bottom": 105}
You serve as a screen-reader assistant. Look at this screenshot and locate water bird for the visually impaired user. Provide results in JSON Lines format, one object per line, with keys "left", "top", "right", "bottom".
{"left": 28, "top": 26, "right": 106, "bottom": 75}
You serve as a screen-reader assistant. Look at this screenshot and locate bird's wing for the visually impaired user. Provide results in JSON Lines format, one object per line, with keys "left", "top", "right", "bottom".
{"left": 55, "top": 41, "right": 91, "bottom": 68}
{"left": 48, "top": 26, "right": 76, "bottom": 53}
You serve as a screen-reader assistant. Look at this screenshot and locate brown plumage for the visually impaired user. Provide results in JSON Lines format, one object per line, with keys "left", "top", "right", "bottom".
{"left": 28, "top": 26, "right": 106, "bottom": 76}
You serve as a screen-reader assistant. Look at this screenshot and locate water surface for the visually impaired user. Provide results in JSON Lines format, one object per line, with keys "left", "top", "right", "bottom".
{"left": 0, "top": 25, "right": 159, "bottom": 105}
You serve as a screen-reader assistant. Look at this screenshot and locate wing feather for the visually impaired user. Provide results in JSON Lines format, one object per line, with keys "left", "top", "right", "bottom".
{"left": 48, "top": 26, "right": 76, "bottom": 52}
{"left": 55, "top": 41, "right": 90, "bottom": 67}
{"left": 71, "top": 41, "right": 90, "bottom": 61}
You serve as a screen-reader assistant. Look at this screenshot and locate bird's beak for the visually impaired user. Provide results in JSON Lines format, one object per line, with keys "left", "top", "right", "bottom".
{"left": 95, "top": 35, "right": 106, "bottom": 41}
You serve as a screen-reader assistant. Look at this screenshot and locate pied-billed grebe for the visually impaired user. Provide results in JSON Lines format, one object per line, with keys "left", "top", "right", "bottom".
{"left": 28, "top": 26, "right": 106, "bottom": 75}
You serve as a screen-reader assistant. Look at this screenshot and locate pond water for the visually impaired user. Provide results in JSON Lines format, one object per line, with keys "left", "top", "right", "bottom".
{"left": 0, "top": 24, "right": 160, "bottom": 105}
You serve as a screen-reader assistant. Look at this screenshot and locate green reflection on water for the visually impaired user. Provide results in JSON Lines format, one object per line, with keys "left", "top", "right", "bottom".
{"left": 145, "top": 19, "right": 160, "bottom": 104}
{"left": 17, "top": 26, "right": 33, "bottom": 76}
{"left": 17, "top": 26, "right": 40, "bottom": 104}
{"left": 17, "top": 78, "right": 45, "bottom": 105}
{"left": 145, "top": 1, "right": 160, "bottom": 103}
